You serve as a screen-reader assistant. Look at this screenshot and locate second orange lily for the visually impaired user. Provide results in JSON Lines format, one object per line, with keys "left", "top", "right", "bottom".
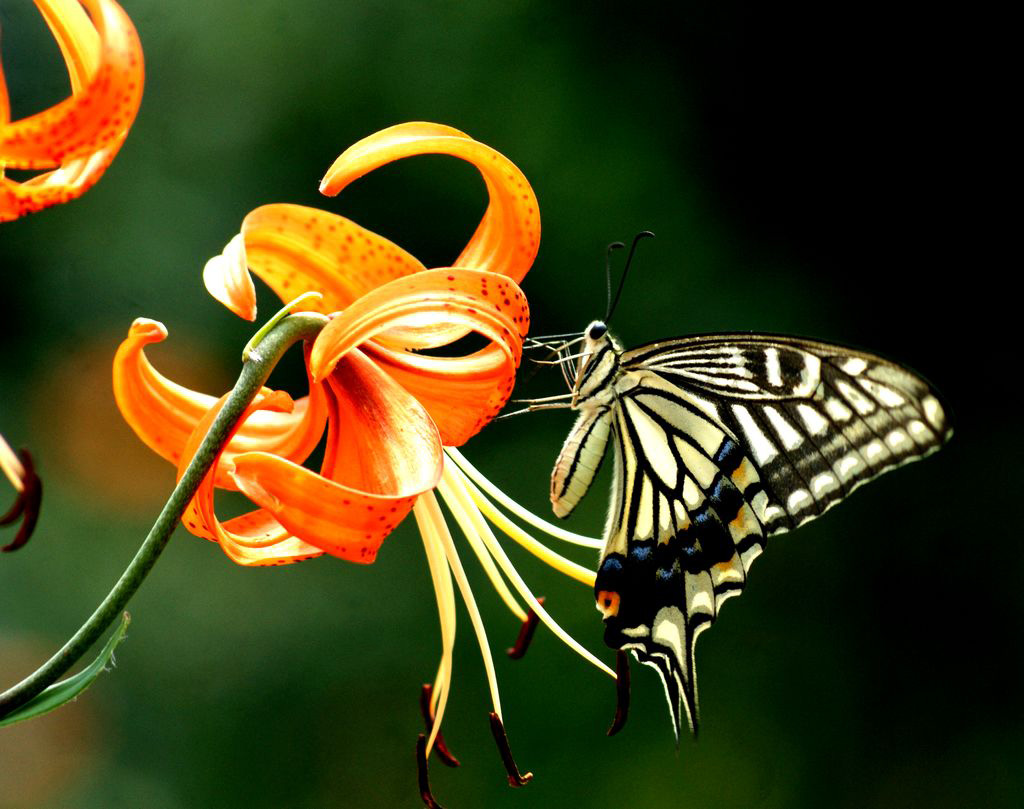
{"left": 0, "top": 0, "right": 144, "bottom": 222}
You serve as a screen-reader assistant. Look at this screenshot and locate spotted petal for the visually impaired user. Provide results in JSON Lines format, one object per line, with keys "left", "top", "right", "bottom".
{"left": 112, "top": 318, "right": 329, "bottom": 489}
{"left": 203, "top": 204, "right": 428, "bottom": 322}
{"left": 309, "top": 268, "right": 528, "bottom": 445}
{"left": 177, "top": 391, "right": 325, "bottom": 566}
{"left": 0, "top": 0, "right": 143, "bottom": 167}
{"left": 229, "top": 349, "right": 443, "bottom": 562}
{"left": 0, "top": 0, "right": 143, "bottom": 221}
{"left": 320, "top": 122, "right": 540, "bottom": 284}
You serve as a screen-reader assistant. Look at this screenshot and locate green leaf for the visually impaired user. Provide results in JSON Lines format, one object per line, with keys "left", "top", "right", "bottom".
{"left": 0, "top": 612, "right": 131, "bottom": 727}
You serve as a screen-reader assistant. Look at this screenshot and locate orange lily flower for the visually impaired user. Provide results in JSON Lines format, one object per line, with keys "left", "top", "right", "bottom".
{"left": 0, "top": 0, "right": 144, "bottom": 222}
{"left": 113, "top": 123, "right": 613, "bottom": 793}
{"left": 115, "top": 123, "right": 534, "bottom": 564}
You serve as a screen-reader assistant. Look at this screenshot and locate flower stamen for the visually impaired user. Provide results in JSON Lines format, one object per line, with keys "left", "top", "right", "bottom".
{"left": 414, "top": 495, "right": 457, "bottom": 757}
{"left": 488, "top": 712, "right": 533, "bottom": 787}
{"left": 464, "top": 484, "right": 596, "bottom": 585}
{"left": 506, "top": 597, "right": 543, "bottom": 660}
{"left": 419, "top": 684, "right": 459, "bottom": 767}
{"left": 451, "top": 516, "right": 528, "bottom": 623}
{"left": 437, "top": 462, "right": 614, "bottom": 679}
{"left": 445, "top": 447, "right": 602, "bottom": 549}
{"left": 416, "top": 734, "right": 446, "bottom": 809}
{"left": 425, "top": 491, "right": 506, "bottom": 722}
{"left": 0, "top": 435, "right": 27, "bottom": 493}
{"left": 1, "top": 442, "right": 42, "bottom": 553}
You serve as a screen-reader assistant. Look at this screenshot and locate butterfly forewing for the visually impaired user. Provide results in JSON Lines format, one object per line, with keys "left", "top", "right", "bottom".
{"left": 556, "top": 329, "right": 950, "bottom": 740}
{"left": 624, "top": 335, "right": 951, "bottom": 531}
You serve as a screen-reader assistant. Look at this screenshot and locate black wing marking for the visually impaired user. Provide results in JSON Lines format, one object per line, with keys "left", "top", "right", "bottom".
{"left": 595, "top": 335, "right": 951, "bottom": 740}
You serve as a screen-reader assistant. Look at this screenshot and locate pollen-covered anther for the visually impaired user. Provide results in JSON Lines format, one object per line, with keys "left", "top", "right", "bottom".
{"left": 416, "top": 734, "right": 446, "bottom": 809}
{"left": 596, "top": 589, "right": 620, "bottom": 619}
{"left": 0, "top": 449, "right": 43, "bottom": 553}
{"left": 419, "top": 684, "right": 459, "bottom": 767}
{"left": 506, "top": 596, "right": 544, "bottom": 659}
{"left": 488, "top": 712, "right": 533, "bottom": 787}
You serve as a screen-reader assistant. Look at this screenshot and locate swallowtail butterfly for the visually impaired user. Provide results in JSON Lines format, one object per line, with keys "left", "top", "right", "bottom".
{"left": 546, "top": 320, "right": 951, "bottom": 739}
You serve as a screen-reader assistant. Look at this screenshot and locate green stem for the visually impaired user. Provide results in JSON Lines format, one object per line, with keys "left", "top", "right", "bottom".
{"left": 0, "top": 313, "right": 327, "bottom": 717}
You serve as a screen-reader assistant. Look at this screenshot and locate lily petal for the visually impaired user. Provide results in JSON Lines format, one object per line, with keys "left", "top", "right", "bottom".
{"left": 309, "top": 269, "right": 528, "bottom": 445}
{"left": 364, "top": 344, "right": 518, "bottom": 448}
{"left": 177, "top": 391, "right": 325, "bottom": 566}
{"left": 319, "top": 122, "right": 540, "bottom": 283}
{"left": 204, "top": 204, "right": 427, "bottom": 321}
{"left": 202, "top": 233, "right": 257, "bottom": 321}
{"left": 0, "top": 0, "right": 143, "bottom": 221}
{"left": 0, "top": 0, "right": 144, "bottom": 168}
{"left": 231, "top": 349, "right": 443, "bottom": 562}
{"left": 112, "top": 318, "right": 329, "bottom": 489}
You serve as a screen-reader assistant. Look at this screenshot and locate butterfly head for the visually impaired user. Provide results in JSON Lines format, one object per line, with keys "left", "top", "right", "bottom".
{"left": 571, "top": 320, "right": 621, "bottom": 407}
{"left": 586, "top": 320, "right": 608, "bottom": 340}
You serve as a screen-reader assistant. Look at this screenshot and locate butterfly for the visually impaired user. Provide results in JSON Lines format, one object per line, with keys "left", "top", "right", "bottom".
{"left": 532, "top": 304, "right": 951, "bottom": 740}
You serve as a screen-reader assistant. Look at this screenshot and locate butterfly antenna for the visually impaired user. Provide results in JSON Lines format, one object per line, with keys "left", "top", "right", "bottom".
{"left": 603, "top": 241, "right": 625, "bottom": 321}
{"left": 606, "top": 230, "right": 655, "bottom": 323}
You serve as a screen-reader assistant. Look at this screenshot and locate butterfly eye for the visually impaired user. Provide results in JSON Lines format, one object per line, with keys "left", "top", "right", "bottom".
{"left": 588, "top": 322, "right": 608, "bottom": 340}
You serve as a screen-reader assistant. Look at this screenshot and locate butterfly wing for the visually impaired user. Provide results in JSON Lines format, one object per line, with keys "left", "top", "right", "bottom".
{"left": 595, "top": 334, "right": 951, "bottom": 739}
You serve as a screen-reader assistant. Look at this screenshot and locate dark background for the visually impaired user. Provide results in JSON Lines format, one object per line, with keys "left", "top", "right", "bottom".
{"left": 1, "top": 2, "right": 1015, "bottom": 807}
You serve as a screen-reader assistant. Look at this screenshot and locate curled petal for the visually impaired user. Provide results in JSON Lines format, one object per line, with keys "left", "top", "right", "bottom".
{"left": 203, "top": 233, "right": 256, "bottom": 321}
{"left": 0, "top": 0, "right": 144, "bottom": 221}
{"left": 310, "top": 269, "right": 528, "bottom": 445}
{"left": 112, "top": 318, "right": 329, "bottom": 489}
{"left": 205, "top": 203, "right": 427, "bottom": 321}
{"left": 0, "top": 146, "right": 124, "bottom": 221}
{"left": 178, "top": 391, "right": 324, "bottom": 566}
{"left": 0, "top": 0, "right": 144, "bottom": 167}
{"left": 231, "top": 349, "right": 443, "bottom": 562}
{"left": 320, "top": 122, "right": 540, "bottom": 283}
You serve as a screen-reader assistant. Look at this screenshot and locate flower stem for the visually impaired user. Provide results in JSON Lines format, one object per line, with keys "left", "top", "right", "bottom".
{"left": 0, "top": 313, "right": 327, "bottom": 718}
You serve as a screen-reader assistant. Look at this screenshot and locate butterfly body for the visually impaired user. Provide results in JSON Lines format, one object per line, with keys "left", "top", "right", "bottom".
{"left": 549, "top": 319, "right": 951, "bottom": 739}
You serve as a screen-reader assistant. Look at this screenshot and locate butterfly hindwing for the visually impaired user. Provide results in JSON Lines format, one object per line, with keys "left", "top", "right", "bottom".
{"left": 596, "top": 376, "right": 766, "bottom": 738}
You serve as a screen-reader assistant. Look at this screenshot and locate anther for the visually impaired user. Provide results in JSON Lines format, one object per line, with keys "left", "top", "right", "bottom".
{"left": 606, "top": 649, "right": 631, "bottom": 736}
{"left": 488, "top": 712, "right": 533, "bottom": 787}
{"left": 416, "top": 734, "right": 446, "bottom": 809}
{"left": 506, "top": 597, "right": 544, "bottom": 659}
{"left": 1, "top": 450, "right": 42, "bottom": 553}
{"left": 419, "top": 684, "right": 459, "bottom": 767}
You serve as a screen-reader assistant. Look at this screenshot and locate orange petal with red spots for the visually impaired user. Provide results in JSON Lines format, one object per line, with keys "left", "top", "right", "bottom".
{"left": 0, "top": 146, "right": 119, "bottom": 221}
{"left": 178, "top": 391, "right": 324, "bottom": 566}
{"left": 203, "top": 203, "right": 428, "bottom": 321}
{"left": 230, "top": 349, "right": 442, "bottom": 562}
{"left": 364, "top": 342, "right": 518, "bottom": 447}
{"left": 319, "top": 122, "right": 540, "bottom": 283}
{"left": 0, "top": 0, "right": 144, "bottom": 168}
{"left": 309, "top": 268, "right": 527, "bottom": 445}
{"left": 112, "top": 318, "right": 329, "bottom": 489}
{"left": 0, "top": 0, "right": 143, "bottom": 221}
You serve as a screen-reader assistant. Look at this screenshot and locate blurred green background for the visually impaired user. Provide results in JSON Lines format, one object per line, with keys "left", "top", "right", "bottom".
{"left": 1, "top": 1, "right": 1015, "bottom": 808}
